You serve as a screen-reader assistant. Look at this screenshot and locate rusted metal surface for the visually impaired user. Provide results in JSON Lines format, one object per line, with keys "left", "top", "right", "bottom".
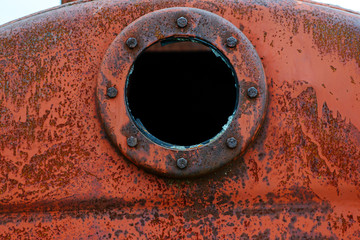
{"left": 61, "top": 0, "right": 75, "bottom": 3}
{"left": 0, "top": 0, "right": 360, "bottom": 239}
{"left": 97, "top": 7, "right": 267, "bottom": 177}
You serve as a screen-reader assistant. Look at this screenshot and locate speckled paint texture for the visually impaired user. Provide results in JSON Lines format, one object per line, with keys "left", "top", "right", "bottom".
{"left": 0, "top": 0, "right": 360, "bottom": 239}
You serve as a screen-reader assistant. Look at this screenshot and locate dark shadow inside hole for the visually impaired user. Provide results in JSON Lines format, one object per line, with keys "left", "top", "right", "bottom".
{"left": 126, "top": 39, "right": 237, "bottom": 146}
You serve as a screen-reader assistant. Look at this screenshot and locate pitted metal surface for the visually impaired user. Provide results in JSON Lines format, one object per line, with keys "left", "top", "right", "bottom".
{"left": 97, "top": 7, "right": 267, "bottom": 178}
{"left": 0, "top": 0, "right": 360, "bottom": 239}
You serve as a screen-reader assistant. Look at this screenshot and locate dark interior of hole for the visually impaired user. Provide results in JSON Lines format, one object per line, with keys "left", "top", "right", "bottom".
{"left": 127, "top": 41, "right": 237, "bottom": 146}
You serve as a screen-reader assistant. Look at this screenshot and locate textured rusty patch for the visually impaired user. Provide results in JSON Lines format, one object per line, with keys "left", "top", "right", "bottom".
{"left": 96, "top": 7, "right": 267, "bottom": 177}
{"left": 0, "top": 0, "right": 359, "bottom": 238}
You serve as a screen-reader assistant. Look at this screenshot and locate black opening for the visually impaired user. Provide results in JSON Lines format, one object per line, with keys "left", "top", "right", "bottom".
{"left": 126, "top": 38, "right": 238, "bottom": 147}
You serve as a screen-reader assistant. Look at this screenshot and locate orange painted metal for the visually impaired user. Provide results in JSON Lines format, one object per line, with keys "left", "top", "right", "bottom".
{"left": 61, "top": 0, "right": 73, "bottom": 3}
{"left": 97, "top": 7, "right": 267, "bottom": 177}
{"left": 0, "top": 0, "right": 360, "bottom": 239}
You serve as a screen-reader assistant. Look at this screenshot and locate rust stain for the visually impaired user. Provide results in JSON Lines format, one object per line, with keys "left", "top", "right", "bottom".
{"left": 0, "top": 0, "right": 359, "bottom": 238}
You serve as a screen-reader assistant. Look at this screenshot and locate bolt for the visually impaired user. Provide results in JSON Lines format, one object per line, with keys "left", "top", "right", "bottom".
{"left": 177, "top": 17, "right": 188, "bottom": 28}
{"left": 226, "top": 36, "right": 238, "bottom": 48}
{"left": 127, "top": 136, "right": 138, "bottom": 147}
{"left": 126, "top": 37, "right": 137, "bottom": 49}
{"left": 177, "top": 158, "right": 188, "bottom": 169}
{"left": 247, "top": 87, "right": 258, "bottom": 98}
{"left": 226, "top": 137, "right": 238, "bottom": 149}
{"left": 107, "top": 87, "right": 118, "bottom": 98}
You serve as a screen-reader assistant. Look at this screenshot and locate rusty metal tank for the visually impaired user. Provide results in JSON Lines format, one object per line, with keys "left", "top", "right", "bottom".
{"left": 0, "top": 0, "right": 360, "bottom": 239}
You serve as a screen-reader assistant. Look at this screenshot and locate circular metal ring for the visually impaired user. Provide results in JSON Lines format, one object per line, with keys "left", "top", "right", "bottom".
{"left": 97, "top": 7, "right": 267, "bottom": 178}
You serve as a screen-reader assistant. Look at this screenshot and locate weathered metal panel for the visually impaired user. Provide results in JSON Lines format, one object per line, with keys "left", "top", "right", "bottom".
{"left": 0, "top": 0, "right": 359, "bottom": 239}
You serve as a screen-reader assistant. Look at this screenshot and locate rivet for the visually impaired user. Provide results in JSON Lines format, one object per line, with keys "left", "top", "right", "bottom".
{"left": 126, "top": 37, "right": 138, "bottom": 49}
{"left": 226, "top": 36, "right": 238, "bottom": 48}
{"left": 127, "top": 136, "right": 138, "bottom": 147}
{"left": 247, "top": 87, "right": 258, "bottom": 98}
{"left": 226, "top": 137, "right": 238, "bottom": 149}
{"left": 177, "top": 17, "right": 188, "bottom": 28}
{"left": 107, "top": 87, "right": 118, "bottom": 98}
{"left": 177, "top": 158, "right": 188, "bottom": 169}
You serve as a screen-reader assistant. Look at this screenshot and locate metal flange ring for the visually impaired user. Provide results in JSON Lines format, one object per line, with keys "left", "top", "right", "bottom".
{"left": 97, "top": 7, "right": 267, "bottom": 178}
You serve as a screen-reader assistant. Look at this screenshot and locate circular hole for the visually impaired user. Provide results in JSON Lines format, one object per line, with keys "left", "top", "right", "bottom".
{"left": 126, "top": 37, "right": 238, "bottom": 147}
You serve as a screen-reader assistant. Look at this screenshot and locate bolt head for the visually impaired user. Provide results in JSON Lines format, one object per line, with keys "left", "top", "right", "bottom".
{"left": 177, "top": 158, "right": 188, "bottom": 169}
{"left": 226, "top": 36, "right": 238, "bottom": 48}
{"left": 226, "top": 137, "right": 238, "bottom": 149}
{"left": 126, "top": 37, "right": 138, "bottom": 49}
{"left": 107, "top": 87, "right": 118, "bottom": 98}
{"left": 127, "top": 136, "right": 138, "bottom": 147}
{"left": 177, "top": 17, "right": 188, "bottom": 28}
{"left": 247, "top": 87, "right": 258, "bottom": 98}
